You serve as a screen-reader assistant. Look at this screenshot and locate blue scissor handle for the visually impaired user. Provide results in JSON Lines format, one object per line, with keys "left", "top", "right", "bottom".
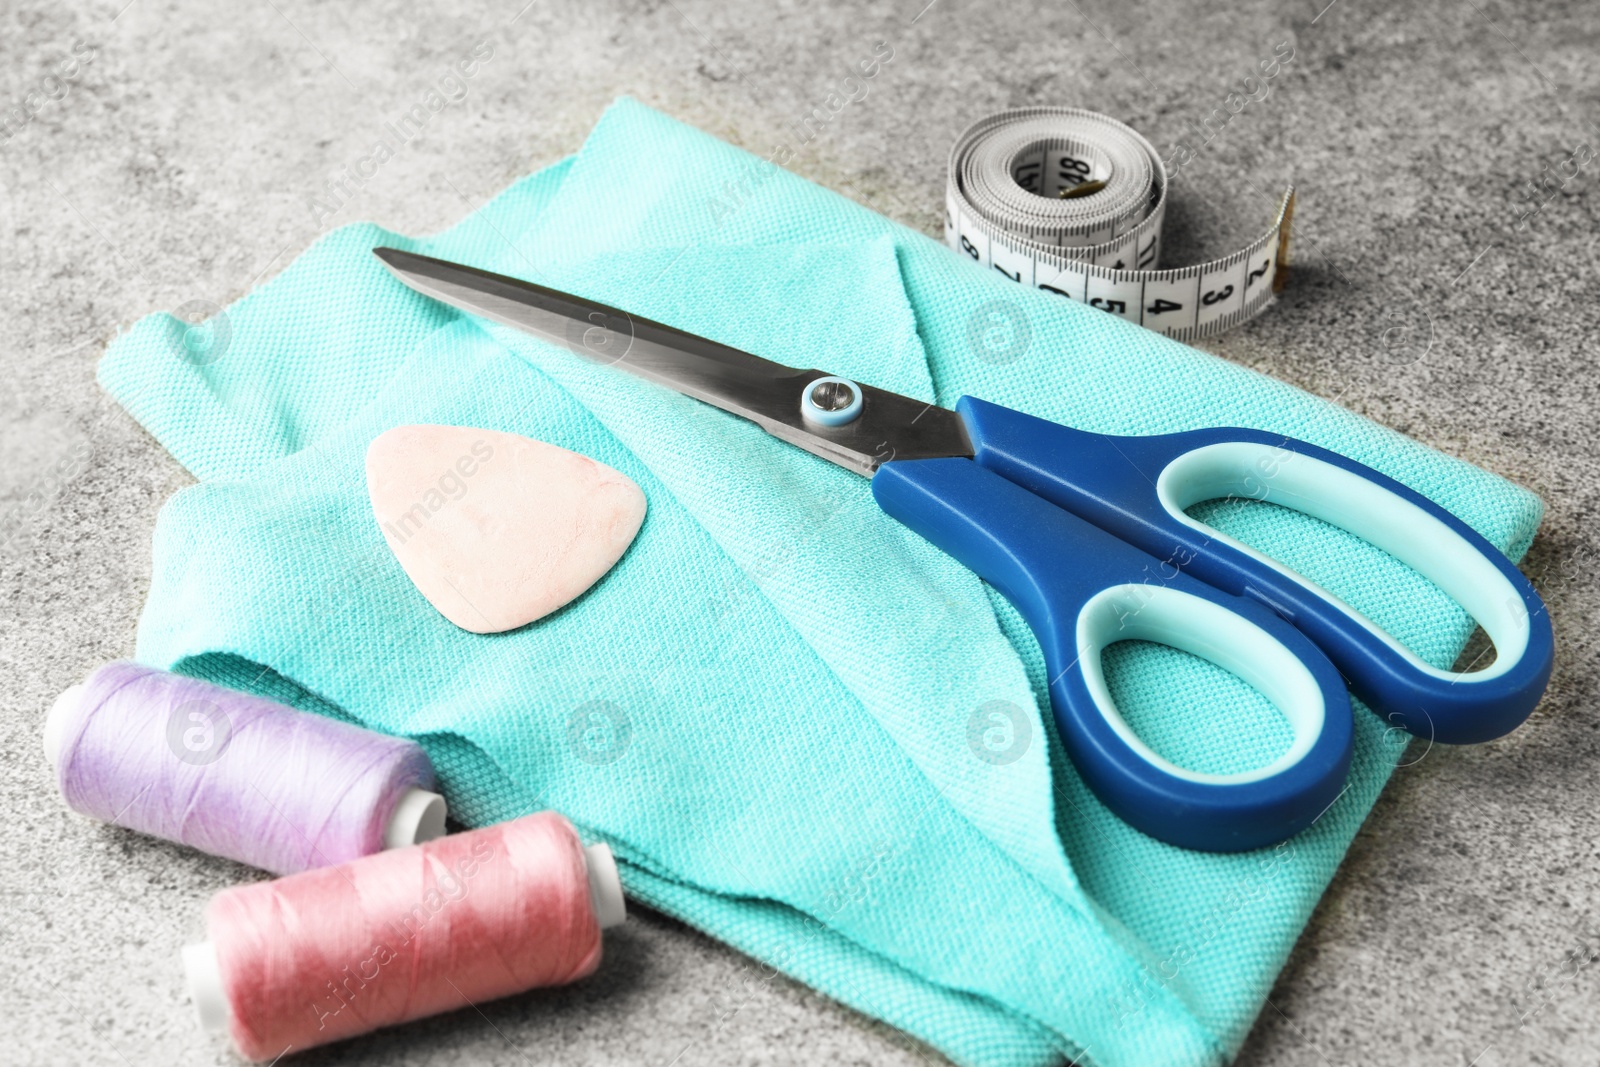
{"left": 873, "top": 456, "right": 1353, "bottom": 853}
{"left": 953, "top": 397, "right": 1554, "bottom": 744}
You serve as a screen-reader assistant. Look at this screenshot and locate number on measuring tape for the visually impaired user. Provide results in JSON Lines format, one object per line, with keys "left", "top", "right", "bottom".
{"left": 1246, "top": 254, "right": 1277, "bottom": 296}
{"left": 991, "top": 242, "right": 1035, "bottom": 287}
{"left": 1013, "top": 160, "right": 1043, "bottom": 194}
{"left": 1058, "top": 154, "right": 1092, "bottom": 187}
{"left": 945, "top": 107, "right": 1294, "bottom": 340}
{"left": 952, "top": 208, "right": 989, "bottom": 266}
{"left": 1141, "top": 275, "right": 1201, "bottom": 334}
{"left": 1135, "top": 234, "right": 1160, "bottom": 270}
{"left": 1035, "top": 260, "right": 1089, "bottom": 302}
{"left": 1197, "top": 259, "right": 1249, "bottom": 329}
{"left": 1085, "top": 274, "right": 1143, "bottom": 324}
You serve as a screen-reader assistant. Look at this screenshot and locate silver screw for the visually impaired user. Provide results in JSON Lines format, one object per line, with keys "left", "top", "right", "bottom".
{"left": 810, "top": 380, "right": 856, "bottom": 411}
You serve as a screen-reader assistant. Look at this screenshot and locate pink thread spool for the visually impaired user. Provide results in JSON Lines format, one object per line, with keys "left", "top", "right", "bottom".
{"left": 182, "top": 811, "right": 625, "bottom": 1061}
{"left": 45, "top": 662, "right": 447, "bottom": 874}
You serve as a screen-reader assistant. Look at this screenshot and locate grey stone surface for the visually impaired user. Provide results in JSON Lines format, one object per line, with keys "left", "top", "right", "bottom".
{"left": 2, "top": 0, "right": 1597, "bottom": 1064}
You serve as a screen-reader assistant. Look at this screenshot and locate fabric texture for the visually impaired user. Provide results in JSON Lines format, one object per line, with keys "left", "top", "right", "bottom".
{"left": 98, "top": 98, "right": 1543, "bottom": 1067}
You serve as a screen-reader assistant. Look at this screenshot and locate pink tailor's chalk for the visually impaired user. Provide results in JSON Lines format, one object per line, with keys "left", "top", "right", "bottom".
{"left": 366, "top": 425, "right": 646, "bottom": 633}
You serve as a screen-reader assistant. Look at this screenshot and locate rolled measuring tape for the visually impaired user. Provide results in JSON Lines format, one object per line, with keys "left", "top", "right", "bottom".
{"left": 945, "top": 107, "right": 1295, "bottom": 341}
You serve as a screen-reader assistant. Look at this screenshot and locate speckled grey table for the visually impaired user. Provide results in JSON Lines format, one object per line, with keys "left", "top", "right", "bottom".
{"left": 3, "top": 0, "right": 1598, "bottom": 1064}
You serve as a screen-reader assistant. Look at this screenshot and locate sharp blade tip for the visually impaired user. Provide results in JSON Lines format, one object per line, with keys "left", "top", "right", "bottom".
{"left": 372, "top": 248, "right": 431, "bottom": 292}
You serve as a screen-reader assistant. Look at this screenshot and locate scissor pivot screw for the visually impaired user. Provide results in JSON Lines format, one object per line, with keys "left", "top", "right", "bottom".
{"left": 802, "top": 376, "right": 864, "bottom": 427}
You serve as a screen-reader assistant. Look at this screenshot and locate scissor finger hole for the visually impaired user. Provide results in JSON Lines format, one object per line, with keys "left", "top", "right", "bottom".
{"left": 1159, "top": 442, "right": 1533, "bottom": 684}
{"left": 1102, "top": 640, "right": 1295, "bottom": 778}
{"left": 1186, "top": 494, "right": 1473, "bottom": 669}
{"left": 1075, "top": 584, "right": 1330, "bottom": 786}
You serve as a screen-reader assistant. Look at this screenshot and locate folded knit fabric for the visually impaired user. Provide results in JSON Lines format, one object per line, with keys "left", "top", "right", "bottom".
{"left": 99, "top": 98, "right": 1543, "bottom": 1067}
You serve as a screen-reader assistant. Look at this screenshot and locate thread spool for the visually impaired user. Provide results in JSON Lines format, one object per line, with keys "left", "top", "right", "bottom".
{"left": 183, "top": 811, "right": 625, "bottom": 1061}
{"left": 45, "top": 662, "right": 446, "bottom": 874}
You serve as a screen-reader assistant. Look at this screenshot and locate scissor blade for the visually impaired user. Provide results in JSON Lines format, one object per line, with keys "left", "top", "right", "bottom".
{"left": 373, "top": 248, "right": 973, "bottom": 476}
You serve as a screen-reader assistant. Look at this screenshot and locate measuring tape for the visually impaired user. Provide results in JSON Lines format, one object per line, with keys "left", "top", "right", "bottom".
{"left": 944, "top": 107, "right": 1294, "bottom": 342}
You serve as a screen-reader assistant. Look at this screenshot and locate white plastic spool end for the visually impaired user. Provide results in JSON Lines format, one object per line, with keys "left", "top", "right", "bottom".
{"left": 584, "top": 842, "right": 627, "bottom": 930}
{"left": 42, "top": 684, "right": 86, "bottom": 770}
{"left": 384, "top": 788, "right": 447, "bottom": 850}
{"left": 182, "top": 941, "right": 230, "bottom": 1033}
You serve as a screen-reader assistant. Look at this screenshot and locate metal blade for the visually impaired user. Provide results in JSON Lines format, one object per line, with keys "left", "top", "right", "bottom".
{"left": 373, "top": 248, "right": 972, "bottom": 476}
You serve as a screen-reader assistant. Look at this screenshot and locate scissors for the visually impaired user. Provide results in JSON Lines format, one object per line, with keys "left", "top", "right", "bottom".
{"left": 374, "top": 247, "right": 1553, "bottom": 853}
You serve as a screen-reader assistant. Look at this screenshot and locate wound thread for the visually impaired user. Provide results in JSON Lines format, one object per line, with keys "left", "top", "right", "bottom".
{"left": 47, "top": 662, "right": 444, "bottom": 874}
{"left": 194, "top": 812, "right": 617, "bottom": 1061}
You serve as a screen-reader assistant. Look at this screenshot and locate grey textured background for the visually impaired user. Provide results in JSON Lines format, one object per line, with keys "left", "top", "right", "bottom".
{"left": 2, "top": 0, "right": 1597, "bottom": 1064}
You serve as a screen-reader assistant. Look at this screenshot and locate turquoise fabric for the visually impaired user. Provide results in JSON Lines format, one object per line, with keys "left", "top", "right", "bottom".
{"left": 99, "top": 98, "right": 1543, "bottom": 1067}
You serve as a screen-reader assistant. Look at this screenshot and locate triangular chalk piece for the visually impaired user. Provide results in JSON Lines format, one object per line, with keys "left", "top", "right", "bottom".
{"left": 366, "top": 425, "right": 646, "bottom": 634}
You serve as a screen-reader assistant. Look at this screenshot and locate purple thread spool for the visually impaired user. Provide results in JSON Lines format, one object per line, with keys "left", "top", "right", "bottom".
{"left": 44, "top": 663, "right": 446, "bottom": 875}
